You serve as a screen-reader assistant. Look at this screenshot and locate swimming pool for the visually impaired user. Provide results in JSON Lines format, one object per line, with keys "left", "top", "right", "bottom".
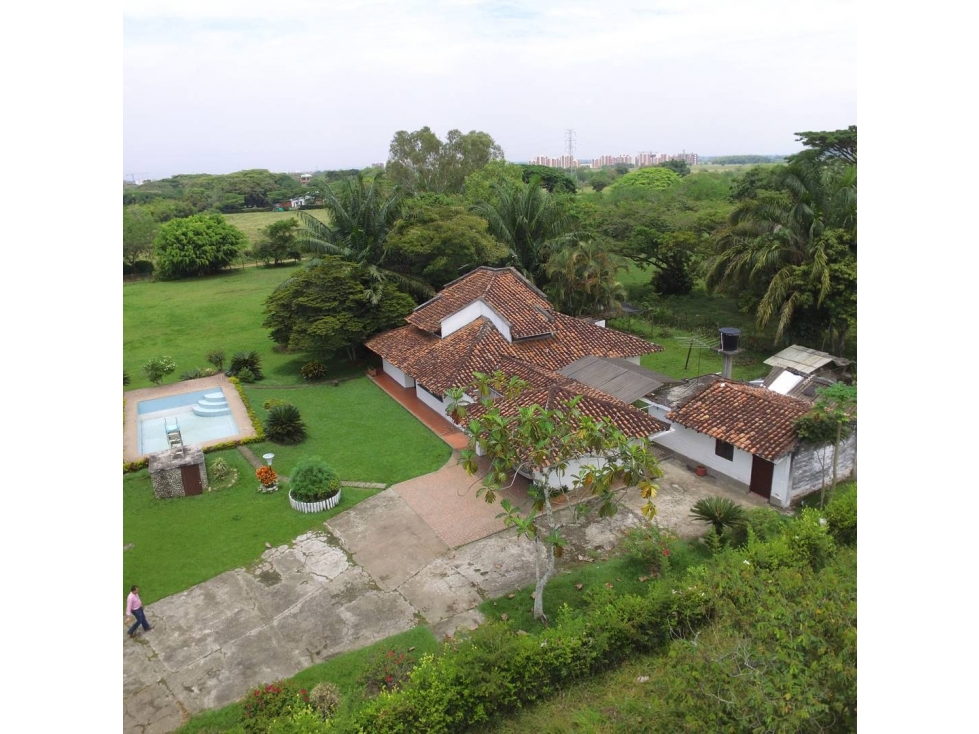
{"left": 138, "top": 388, "right": 241, "bottom": 455}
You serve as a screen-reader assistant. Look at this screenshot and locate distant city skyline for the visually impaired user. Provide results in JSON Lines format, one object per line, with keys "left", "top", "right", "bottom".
{"left": 124, "top": 0, "right": 856, "bottom": 180}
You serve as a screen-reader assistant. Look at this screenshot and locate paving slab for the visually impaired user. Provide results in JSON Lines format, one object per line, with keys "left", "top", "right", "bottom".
{"left": 397, "top": 557, "right": 485, "bottom": 623}
{"left": 123, "top": 681, "right": 186, "bottom": 734}
{"left": 325, "top": 489, "right": 448, "bottom": 590}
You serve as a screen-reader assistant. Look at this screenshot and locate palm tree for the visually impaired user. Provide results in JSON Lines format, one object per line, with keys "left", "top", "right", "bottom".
{"left": 470, "top": 177, "right": 573, "bottom": 285}
{"left": 690, "top": 496, "right": 747, "bottom": 539}
{"left": 544, "top": 237, "right": 628, "bottom": 316}
{"left": 705, "top": 159, "right": 856, "bottom": 349}
{"left": 297, "top": 173, "right": 433, "bottom": 302}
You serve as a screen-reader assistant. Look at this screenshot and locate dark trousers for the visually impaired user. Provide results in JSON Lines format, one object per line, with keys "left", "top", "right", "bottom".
{"left": 128, "top": 607, "right": 150, "bottom": 635}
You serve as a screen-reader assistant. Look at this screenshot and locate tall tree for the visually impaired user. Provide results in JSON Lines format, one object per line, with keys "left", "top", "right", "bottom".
{"left": 123, "top": 206, "right": 158, "bottom": 274}
{"left": 263, "top": 257, "right": 416, "bottom": 361}
{"left": 253, "top": 218, "right": 302, "bottom": 265}
{"left": 447, "top": 372, "right": 661, "bottom": 623}
{"left": 296, "top": 173, "right": 433, "bottom": 302}
{"left": 518, "top": 164, "right": 577, "bottom": 194}
{"left": 386, "top": 127, "right": 504, "bottom": 194}
{"left": 153, "top": 213, "right": 246, "bottom": 280}
{"left": 470, "top": 177, "right": 573, "bottom": 285}
{"left": 705, "top": 155, "right": 857, "bottom": 350}
{"left": 544, "top": 237, "right": 627, "bottom": 316}
{"left": 657, "top": 159, "right": 691, "bottom": 177}
{"left": 790, "top": 125, "right": 857, "bottom": 165}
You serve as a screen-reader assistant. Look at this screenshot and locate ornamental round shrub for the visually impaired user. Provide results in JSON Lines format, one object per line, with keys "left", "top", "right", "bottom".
{"left": 237, "top": 367, "right": 257, "bottom": 384}
{"left": 300, "top": 361, "right": 328, "bottom": 382}
{"left": 229, "top": 350, "right": 263, "bottom": 380}
{"left": 142, "top": 355, "right": 176, "bottom": 385}
{"left": 309, "top": 682, "right": 342, "bottom": 718}
{"left": 265, "top": 404, "right": 307, "bottom": 445}
{"left": 289, "top": 457, "right": 340, "bottom": 503}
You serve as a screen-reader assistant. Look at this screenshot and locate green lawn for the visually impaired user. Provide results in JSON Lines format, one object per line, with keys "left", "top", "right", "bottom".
{"left": 242, "top": 378, "right": 452, "bottom": 483}
{"left": 223, "top": 209, "right": 330, "bottom": 246}
{"left": 123, "top": 448, "right": 382, "bottom": 604}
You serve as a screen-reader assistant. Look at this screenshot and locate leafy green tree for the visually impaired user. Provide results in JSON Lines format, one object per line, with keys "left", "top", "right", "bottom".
{"left": 544, "top": 237, "right": 627, "bottom": 316}
{"left": 794, "top": 383, "right": 857, "bottom": 506}
{"left": 142, "top": 356, "right": 176, "bottom": 385}
{"left": 613, "top": 166, "right": 682, "bottom": 192}
{"left": 386, "top": 126, "right": 504, "bottom": 194}
{"left": 123, "top": 206, "right": 158, "bottom": 274}
{"left": 589, "top": 172, "right": 611, "bottom": 192}
{"left": 518, "top": 164, "right": 577, "bottom": 194}
{"left": 254, "top": 218, "right": 302, "bottom": 265}
{"left": 626, "top": 227, "right": 698, "bottom": 296}
{"left": 657, "top": 159, "right": 691, "bottom": 176}
{"left": 462, "top": 160, "right": 525, "bottom": 208}
{"left": 220, "top": 169, "right": 281, "bottom": 208}
{"left": 262, "top": 256, "right": 416, "bottom": 361}
{"left": 385, "top": 197, "right": 507, "bottom": 290}
{"left": 613, "top": 163, "right": 631, "bottom": 176}
{"left": 447, "top": 372, "right": 662, "bottom": 623}
{"left": 706, "top": 155, "right": 857, "bottom": 349}
{"left": 470, "top": 177, "right": 574, "bottom": 285}
{"left": 790, "top": 125, "right": 857, "bottom": 164}
{"left": 153, "top": 213, "right": 246, "bottom": 280}
{"left": 296, "top": 173, "right": 432, "bottom": 301}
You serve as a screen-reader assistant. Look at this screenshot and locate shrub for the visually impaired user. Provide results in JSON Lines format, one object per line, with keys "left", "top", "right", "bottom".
{"left": 263, "top": 398, "right": 289, "bottom": 411}
{"left": 690, "top": 496, "right": 747, "bottom": 540}
{"left": 229, "top": 350, "right": 263, "bottom": 380}
{"left": 123, "top": 259, "right": 154, "bottom": 276}
{"left": 142, "top": 355, "right": 176, "bottom": 385}
{"left": 256, "top": 465, "right": 278, "bottom": 488}
{"left": 301, "top": 361, "right": 328, "bottom": 381}
{"left": 206, "top": 349, "right": 225, "bottom": 370}
{"left": 241, "top": 680, "right": 310, "bottom": 733}
{"left": 179, "top": 368, "right": 204, "bottom": 381}
{"left": 123, "top": 370, "right": 130, "bottom": 386}
{"left": 822, "top": 484, "right": 857, "bottom": 546}
{"left": 210, "top": 457, "right": 232, "bottom": 480}
{"left": 309, "top": 682, "right": 342, "bottom": 718}
{"left": 657, "top": 326, "right": 674, "bottom": 339}
{"left": 288, "top": 457, "right": 340, "bottom": 503}
{"left": 265, "top": 404, "right": 307, "bottom": 445}
{"left": 727, "top": 506, "right": 789, "bottom": 547}
{"left": 623, "top": 524, "right": 675, "bottom": 578}
{"left": 237, "top": 367, "right": 257, "bottom": 384}
{"left": 360, "top": 648, "right": 417, "bottom": 696}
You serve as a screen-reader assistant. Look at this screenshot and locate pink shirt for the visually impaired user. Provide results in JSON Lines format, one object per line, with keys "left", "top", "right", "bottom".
{"left": 126, "top": 592, "right": 142, "bottom": 615}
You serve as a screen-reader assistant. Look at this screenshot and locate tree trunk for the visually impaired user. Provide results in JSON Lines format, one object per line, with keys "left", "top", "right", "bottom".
{"left": 831, "top": 420, "right": 842, "bottom": 491}
{"left": 532, "top": 481, "right": 559, "bottom": 623}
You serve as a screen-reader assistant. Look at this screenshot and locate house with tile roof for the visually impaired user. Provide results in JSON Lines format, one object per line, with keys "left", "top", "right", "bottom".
{"left": 643, "top": 378, "right": 856, "bottom": 507}
{"left": 365, "top": 266, "right": 671, "bottom": 488}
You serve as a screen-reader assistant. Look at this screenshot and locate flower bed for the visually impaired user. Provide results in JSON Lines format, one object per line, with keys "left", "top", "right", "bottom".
{"left": 289, "top": 488, "right": 341, "bottom": 513}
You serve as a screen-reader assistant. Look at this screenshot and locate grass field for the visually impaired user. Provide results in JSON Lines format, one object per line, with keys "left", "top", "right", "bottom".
{"left": 224, "top": 209, "right": 331, "bottom": 246}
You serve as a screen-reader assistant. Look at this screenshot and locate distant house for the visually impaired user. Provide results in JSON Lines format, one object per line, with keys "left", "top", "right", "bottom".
{"left": 286, "top": 195, "right": 314, "bottom": 209}
{"left": 643, "top": 375, "right": 856, "bottom": 508}
{"left": 299, "top": 173, "right": 312, "bottom": 185}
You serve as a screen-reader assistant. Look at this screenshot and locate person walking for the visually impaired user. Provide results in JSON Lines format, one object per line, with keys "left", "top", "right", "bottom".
{"left": 125, "top": 585, "right": 152, "bottom": 638}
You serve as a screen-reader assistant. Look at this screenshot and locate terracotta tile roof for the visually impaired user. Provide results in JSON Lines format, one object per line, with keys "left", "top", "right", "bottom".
{"left": 367, "top": 318, "right": 519, "bottom": 394}
{"left": 405, "top": 267, "right": 558, "bottom": 339}
{"left": 510, "top": 313, "right": 659, "bottom": 370}
{"left": 666, "top": 381, "right": 812, "bottom": 461}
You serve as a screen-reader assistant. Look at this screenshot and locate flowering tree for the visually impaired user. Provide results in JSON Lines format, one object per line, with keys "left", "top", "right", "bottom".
{"left": 447, "top": 371, "right": 662, "bottom": 623}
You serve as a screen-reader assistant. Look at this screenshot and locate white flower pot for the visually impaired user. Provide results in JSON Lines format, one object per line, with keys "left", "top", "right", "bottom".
{"left": 289, "top": 488, "right": 341, "bottom": 513}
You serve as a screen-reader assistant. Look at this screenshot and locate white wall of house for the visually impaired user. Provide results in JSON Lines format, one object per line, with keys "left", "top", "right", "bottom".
{"left": 768, "top": 457, "right": 793, "bottom": 507}
{"left": 415, "top": 383, "right": 452, "bottom": 416}
{"left": 382, "top": 359, "right": 415, "bottom": 388}
{"left": 441, "top": 300, "right": 512, "bottom": 341}
{"left": 525, "top": 455, "right": 610, "bottom": 491}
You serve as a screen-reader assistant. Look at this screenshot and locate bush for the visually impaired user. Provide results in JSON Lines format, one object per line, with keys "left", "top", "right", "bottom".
{"left": 123, "top": 370, "right": 130, "bottom": 386}
{"left": 360, "top": 648, "right": 418, "bottom": 696}
{"left": 288, "top": 457, "right": 340, "bottom": 503}
{"left": 237, "top": 367, "right": 257, "bottom": 384}
{"left": 300, "top": 361, "right": 328, "bottom": 381}
{"left": 210, "top": 457, "right": 232, "bottom": 480}
{"left": 623, "top": 524, "right": 675, "bottom": 578}
{"left": 241, "top": 680, "right": 310, "bottom": 733}
{"left": 123, "top": 259, "right": 154, "bottom": 276}
{"left": 690, "top": 496, "right": 747, "bottom": 540}
{"left": 142, "top": 355, "right": 176, "bottom": 385}
{"left": 822, "top": 484, "right": 857, "bottom": 545}
{"left": 179, "top": 368, "right": 204, "bottom": 381}
{"left": 727, "top": 506, "right": 789, "bottom": 547}
{"left": 263, "top": 398, "right": 289, "bottom": 411}
{"left": 265, "top": 404, "right": 307, "bottom": 445}
{"left": 229, "top": 350, "right": 263, "bottom": 380}
{"left": 309, "top": 682, "right": 342, "bottom": 719}
{"left": 206, "top": 349, "right": 225, "bottom": 370}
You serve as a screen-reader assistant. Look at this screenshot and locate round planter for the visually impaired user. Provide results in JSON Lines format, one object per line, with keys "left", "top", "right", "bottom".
{"left": 259, "top": 482, "right": 279, "bottom": 493}
{"left": 289, "top": 488, "right": 342, "bottom": 514}
{"left": 695, "top": 466, "right": 707, "bottom": 477}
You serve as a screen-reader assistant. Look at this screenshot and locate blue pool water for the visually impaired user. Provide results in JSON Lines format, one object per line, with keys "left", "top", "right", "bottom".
{"left": 137, "top": 388, "right": 241, "bottom": 455}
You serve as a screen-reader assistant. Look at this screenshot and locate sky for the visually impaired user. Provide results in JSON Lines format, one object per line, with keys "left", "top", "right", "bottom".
{"left": 123, "top": 0, "right": 857, "bottom": 179}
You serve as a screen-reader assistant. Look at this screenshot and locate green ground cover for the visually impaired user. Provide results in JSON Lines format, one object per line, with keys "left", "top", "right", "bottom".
{"left": 242, "top": 378, "right": 452, "bottom": 483}
{"left": 224, "top": 209, "right": 331, "bottom": 246}
{"left": 176, "top": 626, "right": 441, "bottom": 734}
{"left": 123, "top": 448, "right": 381, "bottom": 604}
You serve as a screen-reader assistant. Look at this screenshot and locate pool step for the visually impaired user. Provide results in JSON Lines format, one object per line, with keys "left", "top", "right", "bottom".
{"left": 192, "top": 391, "right": 230, "bottom": 417}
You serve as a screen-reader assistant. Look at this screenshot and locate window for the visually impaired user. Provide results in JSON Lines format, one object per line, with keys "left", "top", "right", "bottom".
{"left": 715, "top": 439, "right": 734, "bottom": 461}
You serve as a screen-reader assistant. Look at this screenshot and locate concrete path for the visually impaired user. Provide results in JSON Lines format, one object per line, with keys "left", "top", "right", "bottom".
{"left": 123, "top": 452, "right": 777, "bottom": 733}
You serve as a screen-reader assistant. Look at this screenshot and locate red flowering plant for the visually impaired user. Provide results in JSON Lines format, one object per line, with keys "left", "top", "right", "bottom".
{"left": 241, "top": 680, "right": 309, "bottom": 731}
{"left": 256, "top": 465, "right": 277, "bottom": 488}
{"left": 359, "top": 648, "right": 417, "bottom": 696}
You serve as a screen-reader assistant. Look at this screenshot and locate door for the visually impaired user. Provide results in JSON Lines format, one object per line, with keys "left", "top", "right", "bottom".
{"left": 749, "top": 455, "right": 774, "bottom": 499}
{"left": 180, "top": 464, "right": 203, "bottom": 496}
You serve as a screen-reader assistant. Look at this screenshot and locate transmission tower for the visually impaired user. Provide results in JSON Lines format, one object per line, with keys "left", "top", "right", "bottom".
{"left": 564, "top": 129, "right": 576, "bottom": 167}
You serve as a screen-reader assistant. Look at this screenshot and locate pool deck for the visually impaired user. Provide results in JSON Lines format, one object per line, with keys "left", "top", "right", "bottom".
{"left": 123, "top": 375, "right": 257, "bottom": 463}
